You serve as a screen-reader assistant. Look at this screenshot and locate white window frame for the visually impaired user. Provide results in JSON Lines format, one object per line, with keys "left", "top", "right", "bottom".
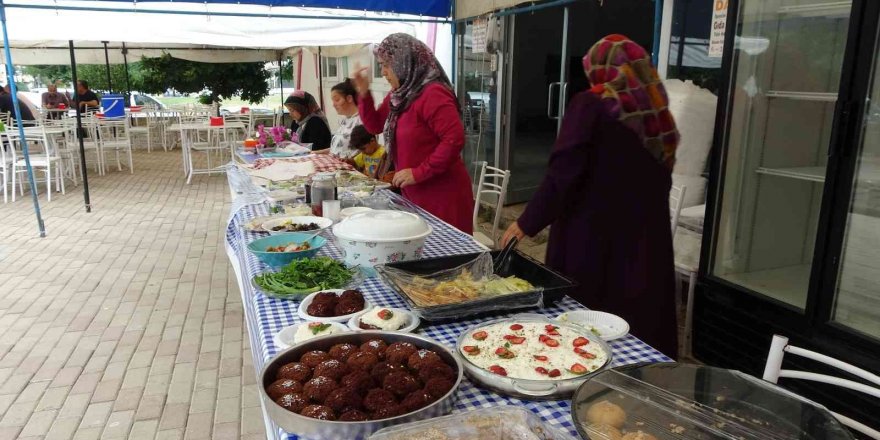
{"left": 321, "top": 57, "right": 341, "bottom": 81}
{"left": 372, "top": 54, "right": 384, "bottom": 80}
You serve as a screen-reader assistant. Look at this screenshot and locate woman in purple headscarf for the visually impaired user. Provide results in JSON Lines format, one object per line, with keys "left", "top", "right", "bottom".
{"left": 285, "top": 90, "right": 332, "bottom": 151}
{"left": 352, "top": 33, "right": 473, "bottom": 234}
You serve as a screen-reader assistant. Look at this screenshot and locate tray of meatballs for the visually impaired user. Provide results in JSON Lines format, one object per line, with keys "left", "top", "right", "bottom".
{"left": 260, "top": 331, "right": 463, "bottom": 440}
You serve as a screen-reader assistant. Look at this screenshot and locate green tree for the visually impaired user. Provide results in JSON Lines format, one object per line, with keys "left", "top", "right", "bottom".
{"left": 22, "top": 63, "right": 145, "bottom": 93}
{"left": 139, "top": 54, "right": 271, "bottom": 104}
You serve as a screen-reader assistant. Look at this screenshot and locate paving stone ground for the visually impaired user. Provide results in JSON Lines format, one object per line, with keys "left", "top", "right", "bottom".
{"left": 0, "top": 150, "right": 266, "bottom": 440}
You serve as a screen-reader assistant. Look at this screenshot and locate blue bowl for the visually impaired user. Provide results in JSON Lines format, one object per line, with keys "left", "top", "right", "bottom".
{"left": 247, "top": 233, "right": 326, "bottom": 268}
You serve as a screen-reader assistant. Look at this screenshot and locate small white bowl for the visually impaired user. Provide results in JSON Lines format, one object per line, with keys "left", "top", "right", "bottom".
{"left": 555, "top": 310, "right": 629, "bottom": 341}
{"left": 297, "top": 289, "right": 372, "bottom": 323}
{"left": 346, "top": 307, "right": 420, "bottom": 333}
{"left": 273, "top": 321, "right": 349, "bottom": 350}
{"left": 262, "top": 216, "right": 333, "bottom": 235}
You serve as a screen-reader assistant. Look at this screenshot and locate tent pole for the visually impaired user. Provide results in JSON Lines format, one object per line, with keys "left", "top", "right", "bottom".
{"left": 278, "top": 53, "right": 284, "bottom": 109}
{"left": 317, "top": 47, "right": 325, "bottom": 111}
{"left": 122, "top": 42, "right": 131, "bottom": 105}
{"left": 70, "top": 40, "right": 92, "bottom": 213}
{"left": 0, "top": 0, "right": 45, "bottom": 236}
{"left": 450, "top": 0, "right": 456, "bottom": 89}
{"left": 102, "top": 40, "right": 112, "bottom": 92}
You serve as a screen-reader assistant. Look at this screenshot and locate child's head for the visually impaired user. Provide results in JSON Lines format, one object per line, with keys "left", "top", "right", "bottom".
{"left": 349, "top": 125, "right": 379, "bottom": 155}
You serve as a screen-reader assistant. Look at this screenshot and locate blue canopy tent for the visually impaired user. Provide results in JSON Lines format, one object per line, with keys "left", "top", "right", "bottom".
{"left": 0, "top": 0, "right": 454, "bottom": 237}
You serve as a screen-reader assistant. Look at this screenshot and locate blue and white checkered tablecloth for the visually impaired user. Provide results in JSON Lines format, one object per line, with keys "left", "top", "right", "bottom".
{"left": 224, "top": 193, "right": 672, "bottom": 440}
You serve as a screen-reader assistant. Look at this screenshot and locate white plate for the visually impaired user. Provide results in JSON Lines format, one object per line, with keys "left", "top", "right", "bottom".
{"left": 261, "top": 216, "right": 333, "bottom": 235}
{"left": 243, "top": 214, "right": 290, "bottom": 232}
{"left": 346, "top": 307, "right": 420, "bottom": 333}
{"left": 272, "top": 321, "right": 349, "bottom": 350}
{"left": 297, "top": 289, "right": 372, "bottom": 323}
{"left": 555, "top": 310, "right": 630, "bottom": 341}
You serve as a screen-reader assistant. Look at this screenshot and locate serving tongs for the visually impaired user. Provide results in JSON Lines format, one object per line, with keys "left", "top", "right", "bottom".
{"left": 493, "top": 236, "right": 519, "bottom": 275}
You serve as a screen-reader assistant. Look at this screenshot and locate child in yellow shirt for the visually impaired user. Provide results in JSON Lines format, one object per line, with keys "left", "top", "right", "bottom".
{"left": 348, "top": 125, "right": 388, "bottom": 180}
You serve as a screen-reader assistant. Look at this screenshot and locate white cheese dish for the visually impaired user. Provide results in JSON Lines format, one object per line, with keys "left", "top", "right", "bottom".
{"left": 273, "top": 321, "right": 349, "bottom": 350}
{"left": 458, "top": 320, "right": 608, "bottom": 381}
{"left": 347, "top": 307, "right": 420, "bottom": 333}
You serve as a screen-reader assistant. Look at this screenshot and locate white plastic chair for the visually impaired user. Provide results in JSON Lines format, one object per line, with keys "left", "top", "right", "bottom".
{"left": 472, "top": 161, "right": 511, "bottom": 249}
{"left": 669, "top": 184, "right": 687, "bottom": 240}
{"left": 763, "top": 335, "right": 880, "bottom": 439}
{"left": 96, "top": 117, "right": 134, "bottom": 173}
{"left": 1, "top": 130, "right": 15, "bottom": 203}
{"left": 128, "top": 109, "right": 153, "bottom": 152}
{"left": 7, "top": 120, "right": 65, "bottom": 202}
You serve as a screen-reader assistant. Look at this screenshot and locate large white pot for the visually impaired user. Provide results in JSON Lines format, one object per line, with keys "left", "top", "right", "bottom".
{"left": 331, "top": 210, "right": 432, "bottom": 269}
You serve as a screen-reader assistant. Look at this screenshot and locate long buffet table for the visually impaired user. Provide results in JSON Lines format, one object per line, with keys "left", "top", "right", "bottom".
{"left": 224, "top": 162, "right": 672, "bottom": 440}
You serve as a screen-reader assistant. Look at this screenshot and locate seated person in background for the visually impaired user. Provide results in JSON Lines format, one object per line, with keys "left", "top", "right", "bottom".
{"left": 285, "top": 90, "right": 331, "bottom": 151}
{"left": 75, "top": 80, "right": 100, "bottom": 111}
{"left": 347, "top": 124, "right": 388, "bottom": 180}
{"left": 42, "top": 83, "right": 70, "bottom": 119}
{"left": 0, "top": 86, "right": 36, "bottom": 122}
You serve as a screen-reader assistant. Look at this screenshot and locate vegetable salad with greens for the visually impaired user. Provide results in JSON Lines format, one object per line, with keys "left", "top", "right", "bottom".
{"left": 254, "top": 257, "right": 358, "bottom": 299}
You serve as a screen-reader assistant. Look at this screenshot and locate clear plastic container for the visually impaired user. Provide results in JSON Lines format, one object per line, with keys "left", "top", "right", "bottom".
{"left": 369, "top": 407, "right": 577, "bottom": 440}
{"left": 571, "top": 363, "right": 854, "bottom": 440}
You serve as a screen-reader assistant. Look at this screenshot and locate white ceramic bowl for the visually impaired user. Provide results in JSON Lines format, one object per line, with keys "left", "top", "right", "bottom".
{"left": 262, "top": 216, "right": 333, "bottom": 235}
{"left": 297, "top": 289, "right": 372, "bottom": 323}
{"left": 332, "top": 210, "right": 432, "bottom": 269}
{"left": 346, "top": 307, "right": 420, "bottom": 333}
{"left": 272, "top": 321, "right": 349, "bottom": 350}
{"left": 555, "top": 310, "right": 629, "bottom": 341}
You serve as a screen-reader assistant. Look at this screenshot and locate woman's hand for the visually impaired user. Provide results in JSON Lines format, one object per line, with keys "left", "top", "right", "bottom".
{"left": 501, "top": 221, "right": 526, "bottom": 248}
{"left": 351, "top": 63, "right": 371, "bottom": 98}
{"left": 392, "top": 168, "right": 416, "bottom": 188}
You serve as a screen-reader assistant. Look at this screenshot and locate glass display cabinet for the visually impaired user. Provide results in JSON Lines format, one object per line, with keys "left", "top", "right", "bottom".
{"left": 697, "top": 0, "right": 880, "bottom": 426}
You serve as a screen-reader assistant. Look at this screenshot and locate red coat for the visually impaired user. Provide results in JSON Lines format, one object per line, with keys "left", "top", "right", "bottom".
{"left": 359, "top": 83, "right": 474, "bottom": 234}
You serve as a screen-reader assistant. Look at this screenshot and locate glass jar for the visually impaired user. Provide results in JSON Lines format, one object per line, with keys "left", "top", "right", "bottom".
{"left": 310, "top": 174, "right": 337, "bottom": 216}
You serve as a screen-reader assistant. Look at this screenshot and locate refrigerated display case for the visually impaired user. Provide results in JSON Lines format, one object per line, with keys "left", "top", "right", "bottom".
{"left": 697, "top": 0, "right": 880, "bottom": 428}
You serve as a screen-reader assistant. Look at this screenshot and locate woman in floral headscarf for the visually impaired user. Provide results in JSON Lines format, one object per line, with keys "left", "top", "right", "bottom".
{"left": 352, "top": 33, "right": 473, "bottom": 234}
{"left": 285, "top": 90, "right": 332, "bottom": 151}
{"left": 501, "top": 35, "right": 680, "bottom": 357}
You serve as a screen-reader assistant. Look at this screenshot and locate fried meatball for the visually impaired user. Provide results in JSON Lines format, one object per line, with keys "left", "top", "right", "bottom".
{"left": 306, "top": 301, "right": 335, "bottom": 317}
{"left": 275, "top": 392, "right": 309, "bottom": 413}
{"left": 362, "top": 389, "right": 397, "bottom": 413}
{"left": 370, "top": 361, "right": 408, "bottom": 383}
{"left": 266, "top": 378, "right": 303, "bottom": 400}
{"left": 276, "top": 362, "right": 311, "bottom": 382}
{"left": 340, "top": 289, "right": 365, "bottom": 305}
{"left": 360, "top": 339, "right": 388, "bottom": 358}
{"left": 586, "top": 400, "right": 627, "bottom": 428}
{"left": 424, "top": 377, "right": 455, "bottom": 400}
{"left": 334, "top": 300, "right": 363, "bottom": 316}
{"left": 312, "top": 291, "right": 339, "bottom": 306}
{"left": 338, "top": 409, "right": 370, "bottom": 422}
{"left": 417, "top": 361, "right": 456, "bottom": 383}
{"left": 346, "top": 350, "right": 380, "bottom": 372}
{"left": 300, "top": 404, "right": 336, "bottom": 421}
{"left": 300, "top": 351, "right": 331, "bottom": 369}
{"left": 371, "top": 404, "right": 404, "bottom": 420}
{"left": 328, "top": 343, "right": 359, "bottom": 362}
{"left": 313, "top": 359, "right": 350, "bottom": 381}
{"left": 303, "top": 376, "right": 338, "bottom": 403}
{"left": 383, "top": 371, "right": 421, "bottom": 397}
{"left": 400, "top": 390, "right": 433, "bottom": 413}
{"left": 324, "top": 388, "right": 363, "bottom": 413}
{"left": 385, "top": 342, "right": 418, "bottom": 365}
{"left": 340, "top": 370, "right": 375, "bottom": 395}
{"left": 407, "top": 349, "right": 443, "bottom": 371}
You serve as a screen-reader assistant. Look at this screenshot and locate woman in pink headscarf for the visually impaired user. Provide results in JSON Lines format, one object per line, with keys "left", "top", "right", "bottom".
{"left": 502, "top": 35, "right": 680, "bottom": 357}
{"left": 352, "top": 33, "right": 473, "bottom": 234}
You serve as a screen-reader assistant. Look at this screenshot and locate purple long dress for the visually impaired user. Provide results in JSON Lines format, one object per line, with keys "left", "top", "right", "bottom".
{"left": 518, "top": 91, "right": 678, "bottom": 358}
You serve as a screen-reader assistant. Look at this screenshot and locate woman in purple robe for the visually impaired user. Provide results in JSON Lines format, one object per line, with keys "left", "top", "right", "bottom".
{"left": 502, "top": 35, "right": 680, "bottom": 357}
